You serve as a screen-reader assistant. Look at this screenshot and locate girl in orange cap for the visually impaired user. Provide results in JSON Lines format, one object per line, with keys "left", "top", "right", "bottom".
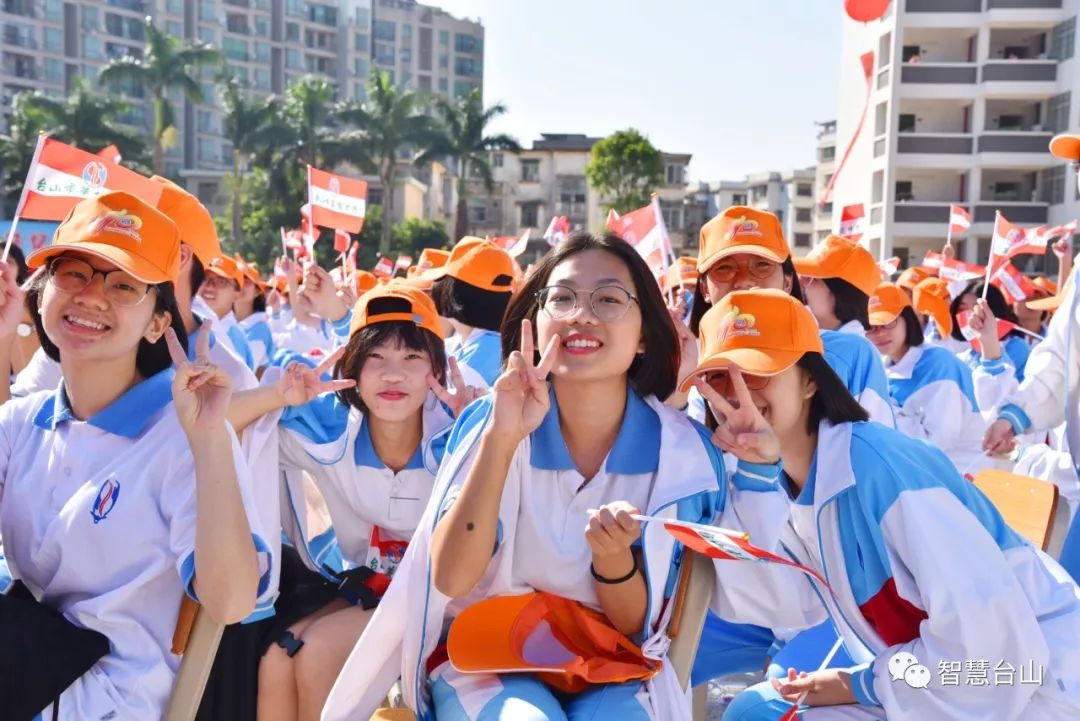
{"left": 949, "top": 281, "right": 1030, "bottom": 382}
{"left": 1014, "top": 275, "right": 1055, "bottom": 344}
{"left": 866, "top": 282, "right": 993, "bottom": 475}
{"left": 233, "top": 257, "right": 276, "bottom": 369}
{"left": 227, "top": 283, "right": 482, "bottom": 721}
{"left": 685, "top": 289, "right": 1080, "bottom": 721}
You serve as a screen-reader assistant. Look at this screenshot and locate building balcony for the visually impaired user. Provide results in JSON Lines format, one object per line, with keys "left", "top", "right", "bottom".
{"left": 987, "top": 0, "right": 1062, "bottom": 8}
{"left": 981, "top": 60, "right": 1056, "bottom": 82}
{"left": 897, "top": 133, "right": 974, "bottom": 154}
{"left": 893, "top": 202, "right": 953, "bottom": 224}
{"left": 973, "top": 203, "right": 1046, "bottom": 223}
{"left": 900, "top": 63, "right": 978, "bottom": 84}
{"left": 2, "top": 29, "right": 35, "bottom": 49}
{"left": 905, "top": 0, "right": 981, "bottom": 10}
{"left": 977, "top": 131, "right": 1053, "bottom": 153}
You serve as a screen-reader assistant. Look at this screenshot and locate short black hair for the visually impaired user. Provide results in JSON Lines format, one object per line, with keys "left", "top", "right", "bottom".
{"left": 949, "top": 281, "right": 1022, "bottom": 341}
{"left": 797, "top": 351, "right": 870, "bottom": 432}
{"left": 501, "top": 232, "right": 680, "bottom": 401}
{"left": 822, "top": 277, "right": 870, "bottom": 330}
{"left": 6, "top": 244, "right": 28, "bottom": 285}
{"left": 690, "top": 256, "right": 805, "bottom": 336}
{"left": 898, "top": 306, "right": 925, "bottom": 348}
{"left": 189, "top": 253, "right": 206, "bottom": 295}
{"left": 334, "top": 298, "right": 447, "bottom": 414}
{"left": 29, "top": 278, "right": 188, "bottom": 379}
{"left": 431, "top": 275, "right": 512, "bottom": 332}
{"left": 252, "top": 293, "right": 267, "bottom": 314}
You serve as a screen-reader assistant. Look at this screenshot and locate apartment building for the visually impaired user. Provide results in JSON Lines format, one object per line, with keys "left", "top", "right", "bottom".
{"left": 834, "top": 0, "right": 1076, "bottom": 270}
{"left": 815, "top": 119, "right": 837, "bottom": 243}
{"left": 707, "top": 168, "right": 817, "bottom": 254}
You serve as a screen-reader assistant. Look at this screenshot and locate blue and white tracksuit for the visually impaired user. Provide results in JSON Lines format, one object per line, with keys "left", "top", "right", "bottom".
{"left": 449, "top": 329, "right": 503, "bottom": 389}
{"left": 239, "top": 311, "right": 275, "bottom": 370}
{"left": 960, "top": 335, "right": 1031, "bottom": 384}
{"left": 720, "top": 420, "right": 1080, "bottom": 721}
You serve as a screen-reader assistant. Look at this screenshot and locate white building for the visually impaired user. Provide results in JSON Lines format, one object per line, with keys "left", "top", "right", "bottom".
{"left": 708, "top": 168, "right": 818, "bottom": 253}
{"left": 834, "top": 0, "right": 1075, "bottom": 271}
{"left": 815, "top": 120, "right": 837, "bottom": 243}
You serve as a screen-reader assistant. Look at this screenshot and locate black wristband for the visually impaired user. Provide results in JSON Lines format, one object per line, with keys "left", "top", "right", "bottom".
{"left": 590, "top": 559, "right": 638, "bottom": 585}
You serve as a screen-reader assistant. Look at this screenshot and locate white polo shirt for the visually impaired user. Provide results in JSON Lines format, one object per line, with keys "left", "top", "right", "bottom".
{"left": 511, "top": 390, "right": 657, "bottom": 610}
{"left": 448, "top": 328, "right": 502, "bottom": 389}
{"left": 277, "top": 390, "right": 453, "bottom": 576}
{"left": 0, "top": 369, "right": 272, "bottom": 721}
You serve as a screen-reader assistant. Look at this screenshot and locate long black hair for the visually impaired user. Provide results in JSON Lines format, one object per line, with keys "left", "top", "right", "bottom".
{"left": 501, "top": 232, "right": 680, "bottom": 401}
{"left": 822, "top": 277, "right": 870, "bottom": 330}
{"left": 949, "top": 281, "right": 1023, "bottom": 342}
{"left": 689, "top": 256, "right": 805, "bottom": 336}
{"left": 432, "top": 275, "right": 512, "bottom": 332}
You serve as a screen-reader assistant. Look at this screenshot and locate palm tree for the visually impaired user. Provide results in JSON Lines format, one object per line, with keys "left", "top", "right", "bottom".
{"left": 427, "top": 89, "right": 521, "bottom": 240}
{"left": 335, "top": 70, "right": 446, "bottom": 255}
{"left": 98, "top": 16, "right": 221, "bottom": 176}
{"left": 219, "top": 73, "right": 283, "bottom": 245}
{"left": 0, "top": 93, "right": 50, "bottom": 211}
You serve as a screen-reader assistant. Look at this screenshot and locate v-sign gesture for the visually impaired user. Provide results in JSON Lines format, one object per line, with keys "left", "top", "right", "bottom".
{"left": 275, "top": 345, "right": 356, "bottom": 406}
{"left": 428, "top": 355, "right": 486, "bottom": 417}
{"left": 694, "top": 367, "right": 781, "bottom": 464}
{"left": 490, "top": 319, "right": 560, "bottom": 443}
{"left": 168, "top": 322, "right": 233, "bottom": 434}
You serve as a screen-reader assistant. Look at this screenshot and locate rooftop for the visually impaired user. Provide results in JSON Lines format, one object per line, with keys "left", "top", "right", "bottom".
{"left": 531, "top": 133, "right": 604, "bottom": 151}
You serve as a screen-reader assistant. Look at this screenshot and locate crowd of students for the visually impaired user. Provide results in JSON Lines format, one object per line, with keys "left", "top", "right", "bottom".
{"left": 2, "top": 158, "right": 1080, "bottom": 721}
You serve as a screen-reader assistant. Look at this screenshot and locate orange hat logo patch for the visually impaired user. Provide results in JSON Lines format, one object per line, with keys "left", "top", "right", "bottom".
{"left": 720, "top": 306, "right": 760, "bottom": 339}
{"left": 869, "top": 296, "right": 882, "bottom": 309}
{"left": 727, "top": 216, "right": 762, "bottom": 239}
{"left": 93, "top": 210, "right": 143, "bottom": 242}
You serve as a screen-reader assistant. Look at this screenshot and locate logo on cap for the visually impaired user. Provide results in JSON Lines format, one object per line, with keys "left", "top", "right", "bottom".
{"left": 93, "top": 210, "right": 143, "bottom": 242}
{"left": 90, "top": 476, "right": 120, "bottom": 524}
{"left": 82, "top": 161, "right": 108, "bottom": 189}
{"left": 719, "top": 306, "right": 760, "bottom": 339}
{"left": 727, "top": 216, "right": 762, "bottom": 239}
{"left": 869, "top": 296, "right": 883, "bottom": 309}
{"left": 329, "top": 177, "right": 341, "bottom": 194}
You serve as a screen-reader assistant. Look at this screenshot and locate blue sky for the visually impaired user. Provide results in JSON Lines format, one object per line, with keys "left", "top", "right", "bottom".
{"left": 434, "top": 0, "right": 842, "bottom": 183}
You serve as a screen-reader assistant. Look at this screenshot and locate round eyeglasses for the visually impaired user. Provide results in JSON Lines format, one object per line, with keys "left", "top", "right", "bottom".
{"left": 703, "top": 370, "right": 771, "bottom": 395}
{"left": 707, "top": 257, "right": 781, "bottom": 283}
{"left": 535, "top": 285, "right": 639, "bottom": 322}
{"left": 46, "top": 257, "right": 154, "bottom": 307}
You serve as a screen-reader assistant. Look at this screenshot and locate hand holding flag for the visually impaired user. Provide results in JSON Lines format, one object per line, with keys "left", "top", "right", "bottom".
{"left": 307, "top": 166, "right": 368, "bottom": 233}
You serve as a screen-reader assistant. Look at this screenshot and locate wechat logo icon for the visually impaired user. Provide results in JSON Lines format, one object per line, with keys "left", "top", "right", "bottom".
{"left": 889, "top": 651, "right": 931, "bottom": 689}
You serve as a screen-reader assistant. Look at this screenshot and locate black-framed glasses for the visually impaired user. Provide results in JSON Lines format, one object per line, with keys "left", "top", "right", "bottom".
{"left": 535, "top": 284, "right": 639, "bottom": 322}
{"left": 867, "top": 318, "right": 900, "bottom": 333}
{"left": 47, "top": 257, "right": 154, "bottom": 307}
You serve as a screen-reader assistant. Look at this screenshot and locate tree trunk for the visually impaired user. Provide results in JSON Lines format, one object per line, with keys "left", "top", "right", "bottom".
{"left": 453, "top": 158, "right": 468, "bottom": 242}
{"left": 379, "top": 158, "right": 393, "bottom": 256}
{"left": 152, "top": 95, "right": 165, "bottom": 177}
{"left": 153, "top": 142, "right": 164, "bottom": 178}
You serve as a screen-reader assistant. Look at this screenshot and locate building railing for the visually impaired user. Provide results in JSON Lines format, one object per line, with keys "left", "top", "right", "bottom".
{"left": 982, "top": 61, "right": 1057, "bottom": 82}
{"left": 897, "top": 134, "right": 974, "bottom": 153}
{"left": 974, "top": 203, "right": 1047, "bottom": 223}
{"left": 977, "top": 132, "right": 1054, "bottom": 152}
{"left": 906, "top": 0, "right": 981, "bottom": 11}
{"left": 900, "top": 63, "right": 978, "bottom": 84}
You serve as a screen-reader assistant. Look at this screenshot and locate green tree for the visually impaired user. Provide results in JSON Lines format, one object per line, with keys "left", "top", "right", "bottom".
{"left": 219, "top": 73, "right": 284, "bottom": 247}
{"left": 98, "top": 17, "right": 221, "bottom": 176}
{"left": 427, "top": 89, "right": 520, "bottom": 241}
{"left": 585, "top": 128, "right": 664, "bottom": 213}
{"left": 0, "top": 92, "right": 49, "bottom": 211}
{"left": 334, "top": 70, "right": 446, "bottom": 256}
{"left": 392, "top": 217, "right": 450, "bottom": 259}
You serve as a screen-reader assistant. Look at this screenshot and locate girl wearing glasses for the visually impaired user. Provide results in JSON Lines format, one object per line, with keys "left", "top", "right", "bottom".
{"left": 678, "top": 207, "right": 893, "bottom": 428}
{"left": 322, "top": 233, "right": 789, "bottom": 721}
{"left": 430, "top": 238, "right": 516, "bottom": 389}
{"left": 688, "top": 289, "right": 1080, "bottom": 721}
{"left": 866, "top": 282, "right": 993, "bottom": 476}
{"left": 0, "top": 192, "right": 268, "bottom": 720}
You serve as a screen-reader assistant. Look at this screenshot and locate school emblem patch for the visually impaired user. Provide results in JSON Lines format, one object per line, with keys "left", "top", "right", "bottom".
{"left": 90, "top": 477, "right": 120, "bottom": 524}
{"left": 719, "top": 306, "right": 760, "bottom": 339}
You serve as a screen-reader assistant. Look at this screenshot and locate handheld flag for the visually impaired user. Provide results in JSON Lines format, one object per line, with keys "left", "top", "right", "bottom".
{"left": 491, "top": 230, "right": 530, "bottom": 258}
{"left": 543, "top": 216, "right": 570, "bottom": 248}
{"left": 948, "top": 204, "right": 971, "bottom": 238}
{"left": 334, "top": 229, "right": 350, "bottom": 255}
{"left": 991, "top": 261, "right": 1038, "bottom": 304}
{"left": 95, "top": 144, "right": 122, "bottom": 165}
{"left": 606, "top": 197, "right": 674, "bottom": 277}
{"left": 373, "top": 256, "right": 393, "bottom": 278}
{"left": 838, "top": 203, "right": 865, "bottom": 243}
{"left": 878, "top": 256, "right": 901, "bottom": 277}
{"left": 394, "top": 255, "right": 413, "bottom": 271}
{"left": 307, "top": 165, "right": 368, "bottom": 233}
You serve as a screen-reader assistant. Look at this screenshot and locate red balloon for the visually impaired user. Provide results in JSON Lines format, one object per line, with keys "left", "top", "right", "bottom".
{"left": 845, "top": 0, "right": 890, "bottom": 23}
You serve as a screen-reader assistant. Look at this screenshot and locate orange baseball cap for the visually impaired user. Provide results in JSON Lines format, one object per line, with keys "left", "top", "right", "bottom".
{"left": 913, "top": 277, "right": 953, "bottom": 337}
{"left": 431, "top": 239, "right": 515, "bottom": 293}
{"left": 207, "top": 256, "right": 244, "bottom": 286}
{"left": 349, "top": 281, "right": 443, "bottom": 338}
{"left": 235, "top": 255, "right": 268, "bottom": 291}
{"left": 1031, "top": 275, "right": 1057, "bottom": 297}
{"left": 897, "top": 265, "right": 934, "bottom": 291}
{"left": 678, "top": 288, "right": 824, "bottom": 392}
{"left": 663, "top": 256, "right": 699, "bottom": 292}
{"left": 793, "top": 235, "right": 881, "bottom": 296}
{"left": 28, "top": 191, "right": 181, "bottom": 284}
{"left": 868, "top": 282, "right": 912, "bottom": 326}
{"left": 152, "top": 176, "right": 221, "bottom": 266}
{"left": 447, "top": 592, "right": 659, "bottom": 694}
{"left": 1050, "top": 133, "right": 1080, "bottom": 161}
{"left": 354, "top": 269, "right": 378, "bottom": 296}
{"left": 697, "top": 206, "right": 790, "bottom": 273}
{"left": 416, "top": 247, "right": 450, "bottom": 273}
{"left": 1029, "top": 271, "right": 1072, "bottom": 311}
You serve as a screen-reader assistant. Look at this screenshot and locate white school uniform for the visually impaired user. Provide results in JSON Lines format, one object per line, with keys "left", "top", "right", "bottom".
{"left": 447, "top": 328, "right": 502, "bottom": 389}
{"left": 0, "top": 370, "right": 273, "bottom": 721}
{"left": 239, "top": 310, "right": 275, "bottom": 369}
{"left": 10, "top": 346, "right": 62, "bottom": 397}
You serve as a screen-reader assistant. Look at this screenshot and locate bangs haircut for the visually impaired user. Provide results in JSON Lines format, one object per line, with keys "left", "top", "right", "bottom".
{"left": 501, "top": 232, "right": 680, "bottom": 401}
{"left": 690, "top": 256, "right": 805, "bottom": 335}
{"left": 334, "top": 297, "right": 447, "bottom": 413}
{"left": 822, "top": 277, "right": 870, "bottom": 330}
{"left": 431, "top": 275, "right": 512, "bottom": 332}
{"left": 29, "top": 276, "right": 188, "bottom": 379}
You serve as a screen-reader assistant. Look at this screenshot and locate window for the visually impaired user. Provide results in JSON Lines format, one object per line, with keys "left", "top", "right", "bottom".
{"left": 455, "top": 56, "right": 479, "bottom": 77}
{"left": 373, "top": 20, "right": 395, "bottom": 41}
{"left": 1040, "top": 165, "right": 1066, "bottom": 205}
{"left": 439, "top": 30, "right": 448, "bottom": 44}
{"left": 439, "top": 53, "right": 448, "bottom": 68}
{"left": 902, "top": 45, "right": 921, "bottom": 62}
{"left": 374, "top": 43, "right": 394, "bottom": 65}
{"left": 469, "top": 205, "right": 486, "bottom": 223}
{"left": 492, "top": 153, "right": 503, "bottom": 167}
{"left": 1047, "top": 92, "right": 1070, "bottom": 132}
{"left": 43, "top": 0, "right": 60, "bottom": 21}
{"left": 1051, "top": 17, "right": 1075, "bottom": 61}
{"left": 167, "top": 20, "right": 182, "bottom": 38}
{"left": 661, "top": 207, "right": 683, "bottom": 230}
{"left": 84, "top": 36, "right": 103, "bottom": 59}
{"left": 819, "top": 145, "right": 835, "bottom": 162}
{"left": 454, "top": 80, "right": 475, "bottom": 98}
{"left": 355, "top": 6, "right": 370, "bottom": 26}
{"left": 795, "top": 208, "right": 812, "bottom": 222}
{"left": 308, "top": 3, "right": 337, "bottom": 26}
{"left": 255, "top": 16, "right": 269, "bottom": 37}
{"left": 197, "top": 110, "right": 214, "bottom": 133}
{"left": 521, "top": 202, "right": 539, "bottom": 228}
{"left": 254, "top": 42, "right": 270, "bottom": 62}
{"left": 198, "top": 138, "right": 217, "bottom": 163}
{"left": 794, "top": 233, "right": 812, "bottom": 247}
{"left": 223, "top": 37, "right": 248, "bottom": 61}
{"left": 355, "top": 33, "right": 369, "bottom": 52}
{"left": 666, "top": 164, "right": 684, "bottom": 185}
{"left": 83, "top": 6, "right": 100, "bottom": 30}
{"left": 286, "top": 48, "right": 301, "bottom": 69}
{"left": 438, "top": 77, "right": 447, "bottom": 92}
{"left": 166, "top": 0, "right": 183, "bottom": 13}
{"left": 401, "top": 48, "right": 412, "bottom": 63}
{"left": 199, "top": 0, "right": 216, "bottom": 22}
{"left": 199, "top": 26, "right": 215, "bottom": 44}
{"left": 286, "top": 0, "right": 303, "bottom": 16}
{"left": 997, "top": 114, "right": 1024, "bottom": 130}
{"left": 895, "top": 180, "right": 913, "bottom": 202}
{"left": 254, "top": 68, "right": 271, "bottom": 90}
{"left": 521, "top": 159, "right": 540, "bottom": 183}
{"left": 43, "top": 27, "right": 61, "bottom": 52}
{"left": 43, "top": 58, "right": 62, "bottom": 83}
{"left": 455, "top": 33, "right": 480, "bottom": 53}
{"left": 402, "top": 24, "right": 412, "bottom": 40}
{"left": 285, "top": 23, "right": 300, "bottom": 42}
{"left": 796, "top": 183, "right": 812, "bottom": 197}
{"left": 354, "top": 83, "right": 366, "bottom": 101}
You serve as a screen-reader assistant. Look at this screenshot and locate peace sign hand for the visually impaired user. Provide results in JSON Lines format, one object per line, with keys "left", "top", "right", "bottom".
{"left": 274, "top": 346, "right": 356, "bottom": 406}
{"left": 167, "top": 321, "right": 233, "bottom": 434}
{"left": 489, "top": 319, "right": 560, "bottom": 443}
{"left": 428, "top": 356, "right": 486, "bottom": 417}
{"left": 693, "top": 367, "right": 781, "bottom": 464}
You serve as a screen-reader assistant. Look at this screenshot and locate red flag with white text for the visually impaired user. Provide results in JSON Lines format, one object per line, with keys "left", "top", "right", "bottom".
{"left": 395, "top": 255, "right": 413, "bottom": 271}
{"left": 991, "top": 211, "right": 1048, "bottom": 269}
{"left": 949, "top": 205, "right": 972, "bottom": 236}
{"left": 491, "top": 230, "right": 530, "bottom": 258}
{"left": 307, "top": 166, "right": 368, "bottom": 233}
{"left": 373, "top": 256, "right": 393, "bottom": 278}
{"left": 606, "top": 198, "right": 673, "bottom": 276}
{"left": 543, "top": 216, "right": 570, "bottom": 248}
{"left": 991, "top": 261, "right": 1038, "bottom": 304}
{"left": 838, "top": 204, "right": 865, "bottom": 242}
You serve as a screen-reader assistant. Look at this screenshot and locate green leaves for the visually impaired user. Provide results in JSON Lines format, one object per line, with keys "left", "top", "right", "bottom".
{"left": 585, "top": 128, "right": 664, "bottom": 214}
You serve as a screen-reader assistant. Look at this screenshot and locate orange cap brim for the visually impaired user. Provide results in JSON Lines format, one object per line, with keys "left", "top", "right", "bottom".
{"left": 1049, "top": 134, "right": 1080, "bottom": 161}
{"left": 697, "top": 245, "right": 788, "bottom": 274}
{"left": 448, "top": 594, "right": 568, "bottom": 675}
{"left": 678, "top": 347, "right": 804, "bottom": 393}
{"left": 868, "top": 310, "right": 901, "bottom": 326}
{"left": 27, "top": 243, "right": 173, "bottom": 285}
